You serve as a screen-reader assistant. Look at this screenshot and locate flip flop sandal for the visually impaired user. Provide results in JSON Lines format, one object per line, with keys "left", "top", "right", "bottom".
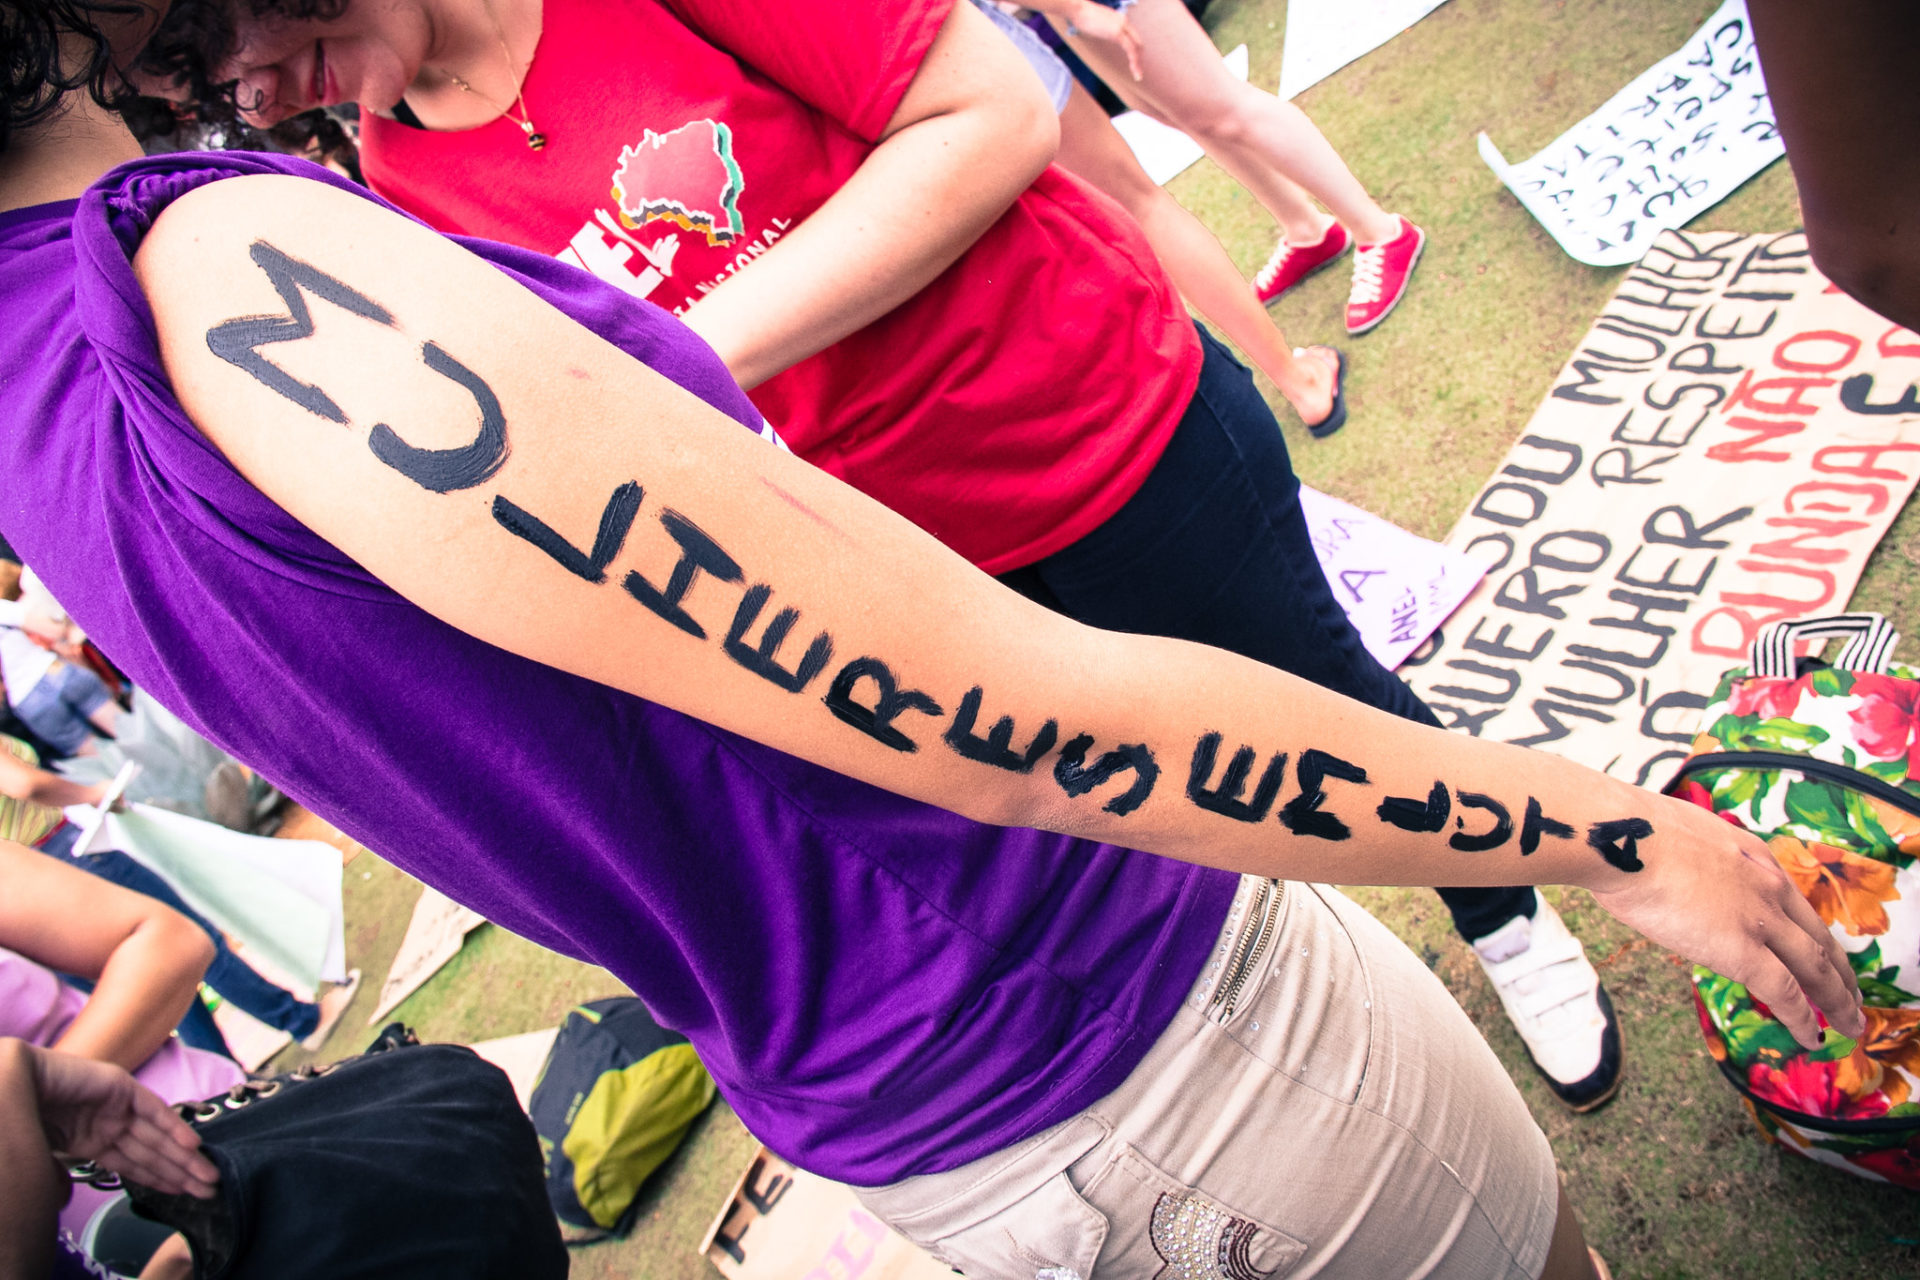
{"left": 1296, "top": 345, "right": 1348, "bottom": 438}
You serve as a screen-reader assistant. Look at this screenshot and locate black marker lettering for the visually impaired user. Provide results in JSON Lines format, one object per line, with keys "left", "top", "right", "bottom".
{"left": 724, "top": 585, "right": 834, "bottom": 693}
{"left": 943, "top": 688, "right": 1058, "bottom": 773}
{"left": 1377, "top": 782, "right": 1451, "bottom": 833}
{"left": 206, "top": 241, "right": 393, "bottom": 423}
{"left": 1186, "top": 734, "right": 1287, "bottom": 823}
{"left": 492, "top": 481, "right": 641, "bottom": 583}
{"left": 367, "top": 341, "right": 510, "bottom": 492}
{"left": 1278, "top": 749, "right": 1369, "bottom": 841}
{"left": 1519, "top": 797, "right": 1577, "bottom": 855}
{"left": 624, "top": 511, "right": 743, "bottom": 639}
{"left": 1053, "top": 735, "right": 1159, "bottom": 816}
{"left": 1450, "top": 792, "right": 1514, "bottom": 852}
{"left": 1588, "top": 817, "right": 1653, "bottom": 872}
{"left": 822, "top": 658, "right": 943, "bottom": 753}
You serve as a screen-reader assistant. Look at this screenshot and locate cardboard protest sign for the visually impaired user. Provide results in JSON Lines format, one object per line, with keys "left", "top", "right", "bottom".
{"left": 1278, "top": 0, "right": 1450, "bottom": 100}
{"left": 368, "top": 886, "right": 486, "bottom": 1024}
{"left": 1300, "top": 486, "right": 1485, "bottom": 670}
{"left": 1477, "top": 0, "right": 1782, "bottom": 267}
{"left": 701, "top": 1147, "right": 950, "bottom": 1280}
{"left": 1403, "top": 229, "right": 1920, "bottom": 788}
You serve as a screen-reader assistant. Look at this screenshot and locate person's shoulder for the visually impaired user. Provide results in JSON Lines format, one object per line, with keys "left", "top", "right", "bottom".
{"left": 140, "top": 173, "right": 368, "bottom": 258}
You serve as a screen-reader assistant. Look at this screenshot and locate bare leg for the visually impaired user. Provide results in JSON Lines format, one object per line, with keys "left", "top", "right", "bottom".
{"left": 1052, "top": 0, "right": 1399, "bottom": 245}
{"left": 1054, "top": 83, "right": 1335, "bottom": 422}
{"left": 1537, "top": 1183, "right": 1603, "bottom": 1280}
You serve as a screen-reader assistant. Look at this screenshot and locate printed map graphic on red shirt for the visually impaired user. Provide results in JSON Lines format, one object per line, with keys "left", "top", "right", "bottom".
{"left": 610, "top": 119, "right": 745, "bottom": 247}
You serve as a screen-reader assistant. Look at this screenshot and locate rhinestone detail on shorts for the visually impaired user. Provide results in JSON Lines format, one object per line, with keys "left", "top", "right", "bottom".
{"left": 1148, "top": 1191, "right": 1277, "bottom": 1280}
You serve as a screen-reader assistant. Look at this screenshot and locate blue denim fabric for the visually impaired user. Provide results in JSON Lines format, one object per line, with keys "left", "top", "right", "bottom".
{"left": 999, "top": 325, "right": 1534, "bottom": 940}
{"left": 11, "top": 659, "right": 112, "bottom": 756}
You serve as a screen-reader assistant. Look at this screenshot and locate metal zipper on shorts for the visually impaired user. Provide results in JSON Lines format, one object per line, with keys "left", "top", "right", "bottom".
{"left": 1210, "top": 879, "right": 1284, "bottom": 1022}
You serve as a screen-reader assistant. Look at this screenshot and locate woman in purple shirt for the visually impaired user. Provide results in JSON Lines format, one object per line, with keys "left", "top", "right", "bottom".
{"left": 0, "top": 4, "right": 1860, "bottom": 1277}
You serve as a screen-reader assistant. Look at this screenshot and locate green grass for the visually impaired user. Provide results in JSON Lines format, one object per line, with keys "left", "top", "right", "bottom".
{"left": 279, "top": 3, "right": 1920, "bottom": 1276}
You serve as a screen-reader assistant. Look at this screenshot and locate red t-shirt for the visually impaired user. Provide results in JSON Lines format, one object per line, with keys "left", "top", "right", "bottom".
{"left": 361, "top": 0, "right": 1200, "bottom": 573}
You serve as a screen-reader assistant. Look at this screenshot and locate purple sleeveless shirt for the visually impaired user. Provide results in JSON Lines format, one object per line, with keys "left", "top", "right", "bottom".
{"left": 0, "top": 153, "right": 1235, "bottom": 1183}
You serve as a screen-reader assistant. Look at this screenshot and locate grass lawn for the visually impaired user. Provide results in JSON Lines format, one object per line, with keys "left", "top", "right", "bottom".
{"left": 272, "top": 2, "right": 1920, "bottom": 1276}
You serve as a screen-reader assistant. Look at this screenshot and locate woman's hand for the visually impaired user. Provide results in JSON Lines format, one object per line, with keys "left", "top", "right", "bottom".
{"left": 1064, "top": 0, "right": 1145, "bottom": 80}
{"left": 1583, "top": 793, "right": 1863, "bottom": 1049}
{"left": 25, "top": 1044, "right": 218, "bottom": 1199}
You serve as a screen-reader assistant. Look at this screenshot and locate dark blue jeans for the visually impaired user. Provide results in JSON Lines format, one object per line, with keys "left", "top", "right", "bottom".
{"left": 40, "top": 825, "right": 320, "bottom": 1043}
{"left": 1000, "top": 325, "right": 1533, "bottom": 941}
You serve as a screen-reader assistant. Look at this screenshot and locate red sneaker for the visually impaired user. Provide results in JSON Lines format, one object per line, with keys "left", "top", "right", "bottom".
{"left": 1345, "top": 216, "right": 1426, "bottom": 334}
{"left": 1252, "top": 221, "right": 1351, "bottom": 306}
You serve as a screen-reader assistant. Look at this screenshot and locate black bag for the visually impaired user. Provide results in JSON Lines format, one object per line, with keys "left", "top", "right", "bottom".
{"left": 113, "top": 1025, "right": 569, "bottom": 1279}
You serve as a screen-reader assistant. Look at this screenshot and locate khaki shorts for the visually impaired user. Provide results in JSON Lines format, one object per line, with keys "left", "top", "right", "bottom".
{"left": 857, "top": 879, "right": 1559, "bottom": 1280}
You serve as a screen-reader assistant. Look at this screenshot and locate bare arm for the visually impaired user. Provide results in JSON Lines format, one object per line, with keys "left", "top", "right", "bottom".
{"left": 0, "top": 752, "right": 109, "bottom": 811}
{"left": 0, "top": 1038, "right": 216, "bottom": 1280}
{"left": 0, "top": 844, "right": 213, "bottom": 1073}
{"left": 678, "top": 0, "right": 1058, "bottom": 388}
{"left": 134, "top": 173, "right": 1861, "bottom": 1046}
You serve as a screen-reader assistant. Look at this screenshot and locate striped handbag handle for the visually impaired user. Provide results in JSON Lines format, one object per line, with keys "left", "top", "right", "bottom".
{"left": 1748, "top": 612, "right": 1901, "bottom": 678}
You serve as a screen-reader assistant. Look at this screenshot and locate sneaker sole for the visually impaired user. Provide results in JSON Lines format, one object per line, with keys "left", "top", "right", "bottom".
{"left": 1344, "top": 232, "right": 1426, "bottom": 335}
{"left": 1256, "top": 238, "right": 1352, "bottom": 309}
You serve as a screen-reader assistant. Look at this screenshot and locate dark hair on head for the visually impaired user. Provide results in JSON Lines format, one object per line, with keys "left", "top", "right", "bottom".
{"left": 132, "top": 0, "right": 346, "bottom": 126}
{"left": 1, "top": 0, "right": 358, "bottom": 168}
{"left": 1, "top": 0, "right": 154, "bottom": 151}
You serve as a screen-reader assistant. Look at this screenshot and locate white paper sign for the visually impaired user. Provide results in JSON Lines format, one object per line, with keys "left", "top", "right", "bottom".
{"left": 1113, "top": 44, "right": 1247, "bottom": 185}
{"left": 1299, "top": 486, "right": 1486, "bottom": 671}
{"left": 368, "top": 886, "right": 487, "bottom": 1024}
{"left": 1477, "top": 0, "right": 1783, "bottom": 267}
{"left": 1404, "top": 231, "right": 1920, "bottom": 787}
{"left": 1278, "top": 0, "right": 1451, "bottom": 100}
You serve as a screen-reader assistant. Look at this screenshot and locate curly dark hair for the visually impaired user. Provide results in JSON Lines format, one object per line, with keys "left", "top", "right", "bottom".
{"left": 2, "top": 0, "right": 151, "bottom": 151}
{"left": 131, "top": 0, "right": 357, "bottom": 170}
{"left": 1, "top": 0, "right": 351, "bottom": 163}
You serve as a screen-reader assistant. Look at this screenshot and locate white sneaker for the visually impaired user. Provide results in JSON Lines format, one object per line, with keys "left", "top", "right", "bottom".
{"left": 1472, "top": 891, "right": 1622, "bottom": 1112}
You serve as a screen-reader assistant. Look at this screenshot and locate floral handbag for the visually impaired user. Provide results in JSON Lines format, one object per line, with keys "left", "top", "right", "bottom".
{"left": 1667, "top": 613, "right": 1920, "bottom": 1188}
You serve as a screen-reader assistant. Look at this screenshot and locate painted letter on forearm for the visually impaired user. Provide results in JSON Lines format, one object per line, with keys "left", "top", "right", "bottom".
{"left": 1186, "top": 734, "right": 1286, "bottom": 823}
{"left": 824, "top": 657, "right": 944, "bottom": 752}
{"left": 1053, "top": 735, "right": 1159, "bottom": 816}
{"left": 944, "top": 688, "right": 1059, "bottom": 772}
{"left": 624, "top": 511, "right": 744, "bottom": 639}
{"left": 493, "top": 481, "right": 642, "bottom": 583}
{"left": 725, "top": 585, "right": 834, "bottom": 693}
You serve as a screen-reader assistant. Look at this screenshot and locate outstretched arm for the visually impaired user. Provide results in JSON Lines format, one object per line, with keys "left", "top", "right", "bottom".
{"left": 135, "top": 172, "right": 1861, "bottom": 1047}
{"left": 677, "top": 0, "right": 1058, "bottom": 387}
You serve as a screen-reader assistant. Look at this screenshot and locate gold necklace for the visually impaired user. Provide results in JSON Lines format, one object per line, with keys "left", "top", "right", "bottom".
{"left": 445, "top": 1, "right": 544, "bottom": 149}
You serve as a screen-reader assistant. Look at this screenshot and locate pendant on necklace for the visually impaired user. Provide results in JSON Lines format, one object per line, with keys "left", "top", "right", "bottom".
{"left": 519, "top": 120, "right": 546, "bottom": 150}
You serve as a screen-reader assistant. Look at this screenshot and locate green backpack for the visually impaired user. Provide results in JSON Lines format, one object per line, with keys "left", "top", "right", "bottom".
{"left": 528, "top": 997, "right": 717, "bottom": 1234}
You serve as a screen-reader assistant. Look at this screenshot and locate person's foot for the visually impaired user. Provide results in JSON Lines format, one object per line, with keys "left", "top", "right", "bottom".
{"left": 1345, "top": 215, "right": 1425, "bottom": 334}
{"left": 1253, "top": 221, "right": 1351, "bottom": 306}
{"left": 299, "top": 968, "right": 361, "bottom": 1052}
{"left": 1472, "top": 892, "right": 1622, "bottom": 1112}
{"left": 1292, "top": 345, "right": 1348, "bottom": 437}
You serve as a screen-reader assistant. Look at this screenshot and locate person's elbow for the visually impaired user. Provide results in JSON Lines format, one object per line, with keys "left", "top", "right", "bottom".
{"left": 995, "top": 74, "right": 1060, "bottom": 189}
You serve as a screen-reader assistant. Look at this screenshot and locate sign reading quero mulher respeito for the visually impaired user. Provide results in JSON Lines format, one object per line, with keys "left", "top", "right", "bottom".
{"left": 1403, "top": 230, "right": 1920, "bottom": 788}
